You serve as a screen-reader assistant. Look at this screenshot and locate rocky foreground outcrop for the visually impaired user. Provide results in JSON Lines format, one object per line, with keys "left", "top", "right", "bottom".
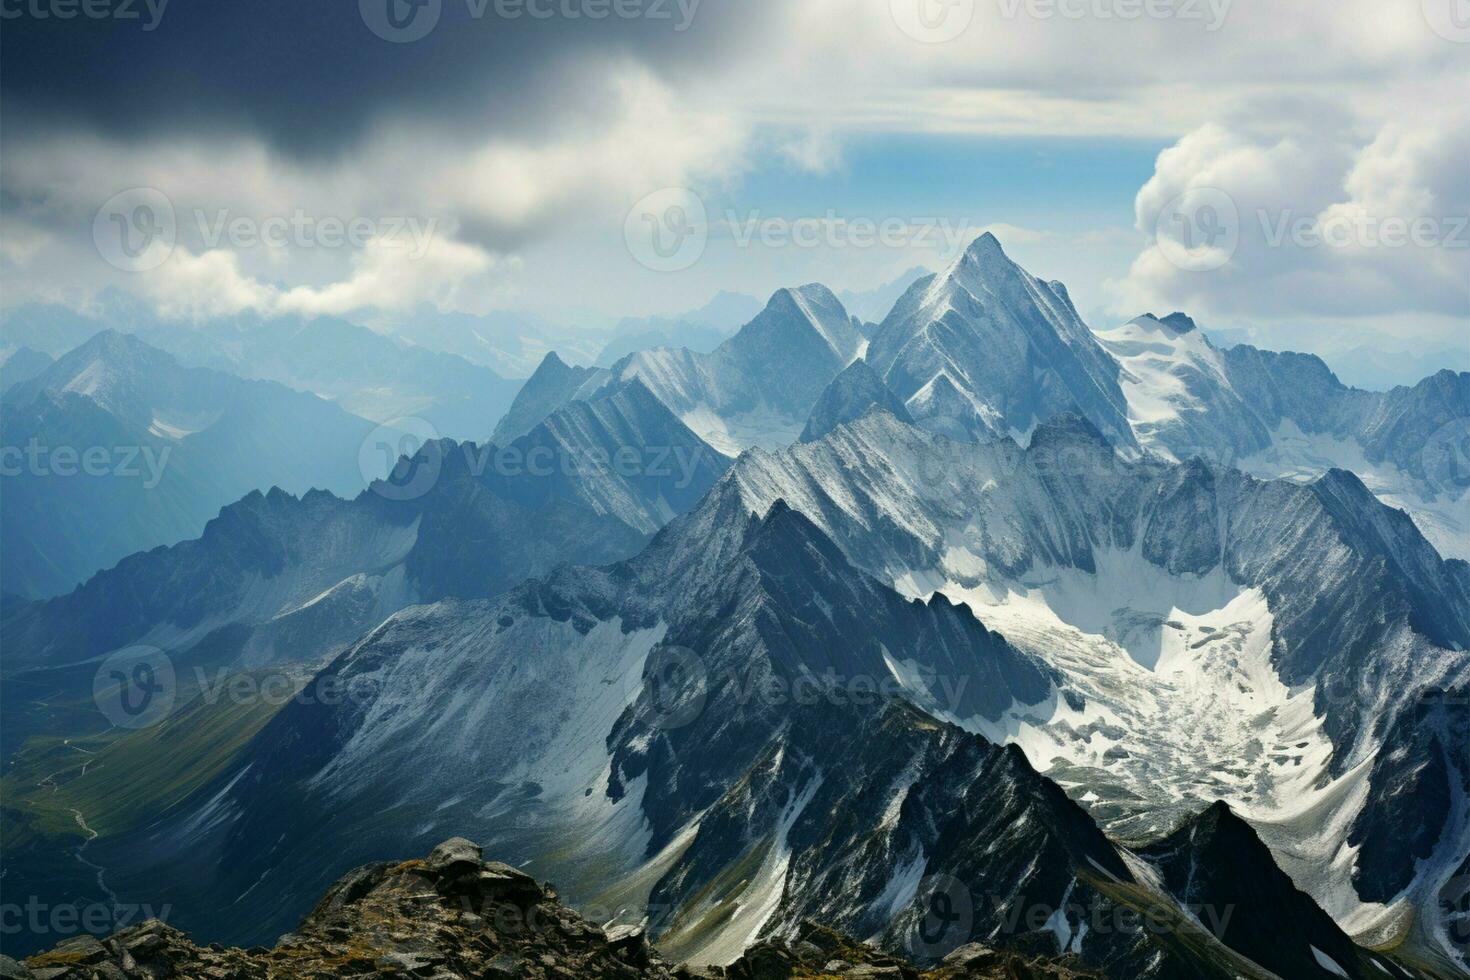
{"left": 6, "top": 838, "right": 1096, "bottom": 980}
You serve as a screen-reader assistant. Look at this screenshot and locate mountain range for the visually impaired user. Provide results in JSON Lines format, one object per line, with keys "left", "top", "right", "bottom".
{"left": 2, "top": 231, "right": 1467, "bottom": 977}
{"left": 65, "top": 488, "right": 1439, "bottom": 978}
{"left": 1, "top": 303, "right": 525, "bottom": 443}
{"left": 495, "top": 283, "right": 868, "bottom": 455}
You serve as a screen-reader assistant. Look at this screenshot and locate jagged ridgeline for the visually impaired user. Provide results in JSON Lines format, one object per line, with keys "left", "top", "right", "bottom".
{"left": 2, "top": 233, "right": 1466, "bottom": 979}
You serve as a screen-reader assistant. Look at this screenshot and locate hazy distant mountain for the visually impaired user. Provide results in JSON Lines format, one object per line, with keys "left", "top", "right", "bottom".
{"left": 135, "top": 312, "right": 522, "bottom": 443}
{"left": 1, "top": 331, "right": 383, "bottom": 598}
{"left": 595, "top": 291, "right": 762, "bottom": 368}
{"left": 0, "top": 345, "right": 53, "bottom": 393}
{"left": 3, "top": 375, "right": 727, "bottom": 678}
{"left": 392, "top": 306, "right": 606, "bottom": 378}
{"left": 1207, "top": 324, "right": 1470, "bottom": 391}
{"left": 0, "top": 302, "right": 116, "bottom": 356}
{"left": 837, "top": 264, "right": 929, "bottom": 324}
{"left": 1, "top": 303, "right": 523, "bottom": 442}
{"left": 1318, "top": 342, "right": 1470, "bottom": 391}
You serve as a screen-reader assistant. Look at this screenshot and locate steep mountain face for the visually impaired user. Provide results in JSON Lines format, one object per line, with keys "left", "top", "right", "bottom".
{"left": 490, "top": 351, "right": 614, "bottom": 445}
{"left": 1093, "top": 312, "right": 1470, "bottom": 560}
{"left": 72, "top": 500, "right": 1398, "bottom": 979}
{"left": 84, "top": 506, "right": 1049, "bottom": 955}
{"left": 1138, "top": 802, "right": 1393, "bottom": 980}
{"left": 494, "top": 285, "right": 864, "bottom": 456}
{"left": 611, "top": 284, "right": 864, "bottom": 454}
{"left": 0, "top": 331, "right": 383, "bottom": 598}
{"left": 800, "top": 358, "right": 916, "bottom": 443}
{"left": 864, "top": 234, "right": 1134, "bottom": 450}
{"left": 707, "top": 410, "right": 1470, "bottom": 968}
{"left": 1228, "top": 353, "right": 1470, "bottom": 560}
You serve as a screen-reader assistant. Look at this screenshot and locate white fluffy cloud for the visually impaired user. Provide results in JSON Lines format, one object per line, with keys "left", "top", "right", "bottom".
{"left": 1113, "top": 104, "right": 1470, "bottom": 321}
{"left": 0, "top": 61, "right": 745, "bottom": 319}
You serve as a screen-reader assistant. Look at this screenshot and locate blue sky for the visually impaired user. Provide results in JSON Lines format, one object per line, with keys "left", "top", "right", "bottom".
{"left": 730, "top": 134, "right": 1165, "bottom": 226}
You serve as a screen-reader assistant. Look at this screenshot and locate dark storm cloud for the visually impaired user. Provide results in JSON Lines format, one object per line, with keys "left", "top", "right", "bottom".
{"left": 0, "top": 0, "right": 765, "bottom": 155}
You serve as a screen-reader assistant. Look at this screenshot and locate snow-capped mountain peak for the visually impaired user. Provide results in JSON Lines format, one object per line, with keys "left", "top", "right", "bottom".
{"left": 864, "top": 232, "right": 1136, "bottom": 449}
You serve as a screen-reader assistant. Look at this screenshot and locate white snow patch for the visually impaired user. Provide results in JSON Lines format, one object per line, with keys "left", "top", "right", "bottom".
{"left": 696, "top": 775, "right": 825, "bottom": 966}
{"left": 1311, "top": 945, "right": 1350, "bottom": 977}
